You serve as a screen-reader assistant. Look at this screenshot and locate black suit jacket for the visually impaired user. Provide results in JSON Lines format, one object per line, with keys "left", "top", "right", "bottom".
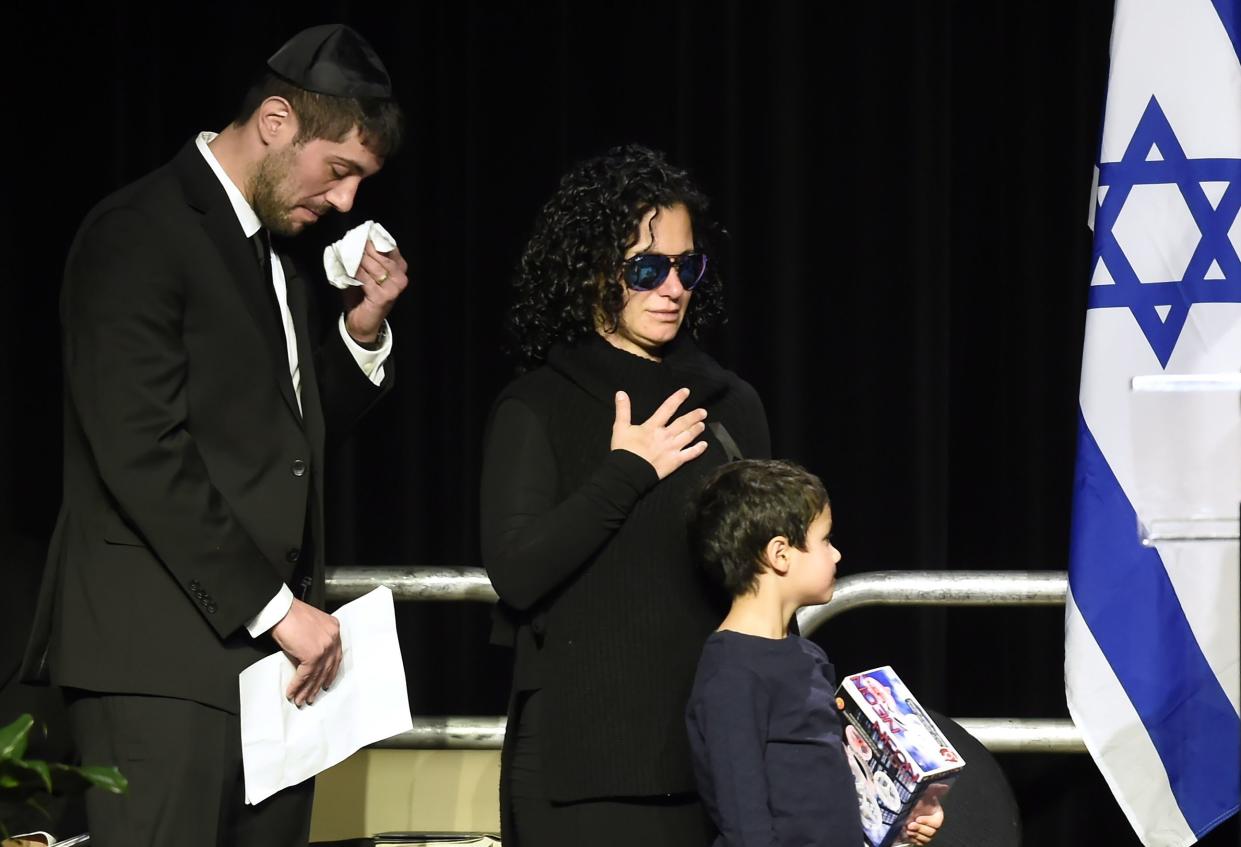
{"left": 22, "top": 140, "right": 391, "bottom": 712}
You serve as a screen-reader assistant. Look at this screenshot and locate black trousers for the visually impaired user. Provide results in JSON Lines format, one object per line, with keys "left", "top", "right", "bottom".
{"left": 506, "top": 688, "right": 713, "bottom": 847}
{"left": 66, "top": 690, "right": 314, "bottom": 847}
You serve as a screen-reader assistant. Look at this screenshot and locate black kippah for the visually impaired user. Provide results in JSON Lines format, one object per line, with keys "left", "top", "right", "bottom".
{"left": 266, "top": 23, "right": 392, "bottom": 99}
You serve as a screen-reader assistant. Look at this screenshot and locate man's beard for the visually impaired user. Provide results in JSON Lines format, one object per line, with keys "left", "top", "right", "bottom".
{"left": 249, "top": 146, "right": 316, "bottom": 237}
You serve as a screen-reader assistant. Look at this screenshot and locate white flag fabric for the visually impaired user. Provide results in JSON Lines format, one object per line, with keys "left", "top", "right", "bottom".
{"left": 1066, "top": 1, "right": 1241, "bottom": 845}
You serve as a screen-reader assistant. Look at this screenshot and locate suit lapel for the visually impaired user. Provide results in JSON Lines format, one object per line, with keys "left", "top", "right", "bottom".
{"left": 173, "top": 142, "right": 303, "bottom": 424}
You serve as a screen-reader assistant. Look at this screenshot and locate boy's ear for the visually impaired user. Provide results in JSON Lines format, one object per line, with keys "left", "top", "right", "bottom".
{"left": 764, "top": 536, "right": 792, "bottom": 577}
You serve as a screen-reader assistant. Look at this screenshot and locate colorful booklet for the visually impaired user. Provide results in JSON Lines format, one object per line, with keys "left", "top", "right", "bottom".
{"left": 835, "top": 666, "right": 966, "bottom": 847}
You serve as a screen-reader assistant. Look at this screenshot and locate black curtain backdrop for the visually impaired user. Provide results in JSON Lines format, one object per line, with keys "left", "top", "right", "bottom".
{"left": 6, "top": 2, "right": 1237, "bottom": 845}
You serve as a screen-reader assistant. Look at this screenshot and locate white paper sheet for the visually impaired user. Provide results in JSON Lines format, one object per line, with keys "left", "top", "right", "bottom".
{"left": 239, "top": 585, "right": 412, "bottom": 804}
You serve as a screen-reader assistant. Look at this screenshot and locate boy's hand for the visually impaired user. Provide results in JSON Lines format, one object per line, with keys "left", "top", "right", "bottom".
{"left": 610, "top": 388, "right": 708, "bottom": 479}
{"left": 901, "top": 802, "right": 945, "bottom": 845}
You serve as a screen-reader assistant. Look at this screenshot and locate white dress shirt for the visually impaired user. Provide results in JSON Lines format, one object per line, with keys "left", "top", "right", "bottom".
{"left": 195, "top": 132, "right": 392, "bottom": 637}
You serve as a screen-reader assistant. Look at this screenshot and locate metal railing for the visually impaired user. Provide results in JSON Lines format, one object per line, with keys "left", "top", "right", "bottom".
{"left": 329, "top": 567, "right": 498, "bottom": 603}
{"left": 326, "top": 567, "right": 1085, "bottom": 754}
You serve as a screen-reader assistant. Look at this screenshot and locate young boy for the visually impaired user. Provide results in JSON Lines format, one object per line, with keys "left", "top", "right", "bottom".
{"left": 685, "top": 459, "right": 944, "bottom": 847}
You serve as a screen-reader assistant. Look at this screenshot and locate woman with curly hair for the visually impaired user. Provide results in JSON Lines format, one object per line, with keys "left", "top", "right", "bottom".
{"left": 480, "top": 144, "right": 771, "bottom": 846}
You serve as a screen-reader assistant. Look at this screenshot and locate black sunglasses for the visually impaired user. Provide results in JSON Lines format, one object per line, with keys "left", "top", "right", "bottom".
{"left": 621, "top": 252, "right": 708, "bottom": 291}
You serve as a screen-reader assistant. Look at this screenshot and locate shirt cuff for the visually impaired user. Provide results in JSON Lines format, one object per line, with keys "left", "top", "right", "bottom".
{"left": 338, "top": 314, "right": 393, "bottom": 385}
{"left": 246, "top": 583, "right": 295, "bottom": 638}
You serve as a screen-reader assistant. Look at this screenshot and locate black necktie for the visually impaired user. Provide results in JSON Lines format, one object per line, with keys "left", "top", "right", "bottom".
{"left": 250, "top": 229, "right": 285, "bottom": 332}
{"left": 251, "top": 228, "right": 272, "bottom": 282}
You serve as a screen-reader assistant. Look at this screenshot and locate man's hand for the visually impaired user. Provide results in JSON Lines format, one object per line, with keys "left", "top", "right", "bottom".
{"left": 343, "top": 241, "right": 409, "bottom": 345}
{"left": 270, "top": 598, "right": 342, "bottom": 706}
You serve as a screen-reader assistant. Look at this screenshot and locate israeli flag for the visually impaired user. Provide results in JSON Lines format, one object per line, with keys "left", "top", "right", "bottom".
{"left": 1066, "top": 1, "right": 1241, "bottom": 845}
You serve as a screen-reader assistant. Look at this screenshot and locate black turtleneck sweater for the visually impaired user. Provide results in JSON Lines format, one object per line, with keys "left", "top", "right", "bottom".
{"left": 480, "top": 335, "right": 770, "bottom": 802}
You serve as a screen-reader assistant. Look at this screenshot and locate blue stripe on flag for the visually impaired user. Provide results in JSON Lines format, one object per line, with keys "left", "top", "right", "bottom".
{"left": 1209, "top": 0, "right": 1241, "bottom": 65}
{"left": 1070, "top": 413, "right": 1240, "bottom": 836}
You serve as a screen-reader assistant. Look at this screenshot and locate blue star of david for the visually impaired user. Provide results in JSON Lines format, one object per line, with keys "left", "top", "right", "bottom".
{"left": 1090, "top": 95, "right": 1241, "bottom": 367}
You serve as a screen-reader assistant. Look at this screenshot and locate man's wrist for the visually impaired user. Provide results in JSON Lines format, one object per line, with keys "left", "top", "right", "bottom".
{"left": 338, "top": 315, "right": 392, "bottom": 384}
{"left": 246, "top": 584, "right": 295, "bottom": 638}
{"left": 348, "top": 323, "right": 385, "bottom": 350}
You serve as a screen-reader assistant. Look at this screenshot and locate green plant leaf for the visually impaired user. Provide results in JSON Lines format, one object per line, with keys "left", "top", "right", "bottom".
{"left": 0, "top": 714, "right": 34, "bottom": 762}
{"left": 13, "top": 758, "right": 53, "bottom": 793}
{"left": 24, "top": 793, "right": 51, "bottom": 821}
{"left": 73, "top": 765, "right": 128, "bottom": 795}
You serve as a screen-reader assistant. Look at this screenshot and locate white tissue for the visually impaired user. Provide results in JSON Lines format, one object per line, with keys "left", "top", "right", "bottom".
{"left": 323, "top": 220, "right": 398, "bottom": 288}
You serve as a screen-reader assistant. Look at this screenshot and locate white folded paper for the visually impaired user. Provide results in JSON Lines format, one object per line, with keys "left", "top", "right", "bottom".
{"left": 323, "top": 220, "right": 398, "bottom": 288}
{"left": 239, "top": 586, "right": 412, "bottom": 804}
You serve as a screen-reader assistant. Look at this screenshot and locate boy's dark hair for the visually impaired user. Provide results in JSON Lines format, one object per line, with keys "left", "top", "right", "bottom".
{"left": 688, "top": 459, "right": 830, "bottom": 597}
{"left": 233, "top": 71, "right": 404, "bottom": 158}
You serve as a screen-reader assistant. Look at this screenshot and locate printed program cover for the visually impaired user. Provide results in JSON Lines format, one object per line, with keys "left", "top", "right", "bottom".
{"left": 836, "top": 666, "right": 965, "bottom": 847}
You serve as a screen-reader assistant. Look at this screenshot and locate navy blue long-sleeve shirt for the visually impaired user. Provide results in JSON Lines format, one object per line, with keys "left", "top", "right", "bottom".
{"left": 686, "top": 630, "right": 866, "bottom": 847}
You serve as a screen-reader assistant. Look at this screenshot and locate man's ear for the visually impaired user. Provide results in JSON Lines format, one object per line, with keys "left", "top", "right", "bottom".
{"left": 764, "top": 536, "right": 792, "bottom": 577}
{"left": 256, "top": 96, "right": 296, "bottom": 146}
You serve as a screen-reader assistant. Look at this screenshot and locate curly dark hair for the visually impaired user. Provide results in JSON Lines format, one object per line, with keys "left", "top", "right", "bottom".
{"left": 508, "top": 144, "right": 725, "bottom": 367}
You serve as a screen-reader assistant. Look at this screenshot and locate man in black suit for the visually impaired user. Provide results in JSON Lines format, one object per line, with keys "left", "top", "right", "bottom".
{"left": 21, "top": 24, "right": 408, "bottom": 846}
